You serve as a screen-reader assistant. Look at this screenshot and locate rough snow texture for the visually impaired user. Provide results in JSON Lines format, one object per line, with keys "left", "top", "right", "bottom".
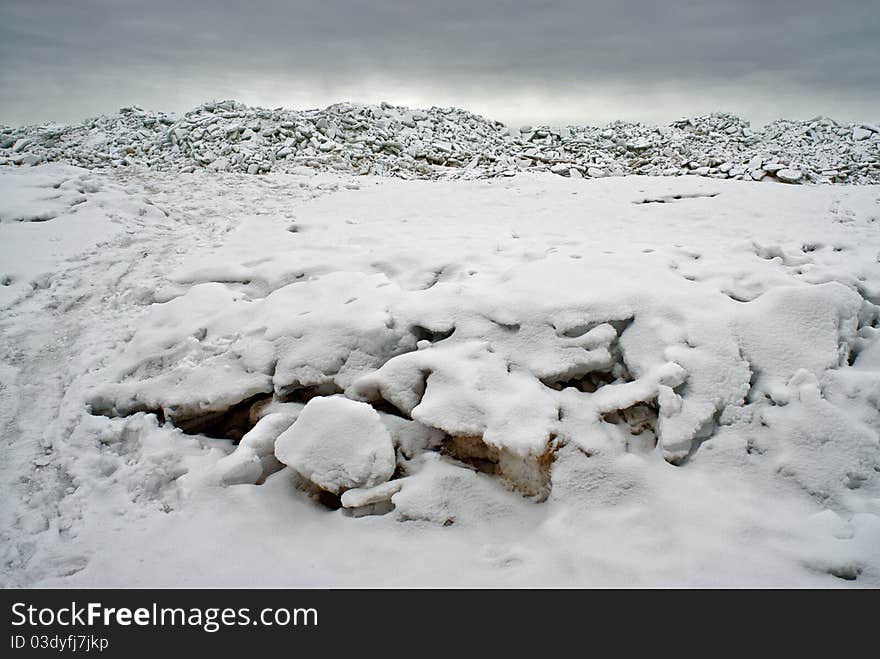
{"left": 0, "top": 164, "right": 166, "bottom": 307}
{"left": 1, "top": 100, "right": 878, "bottom": 184}
{"left": 2, "top": 162, "right": 880, "bottom": 587}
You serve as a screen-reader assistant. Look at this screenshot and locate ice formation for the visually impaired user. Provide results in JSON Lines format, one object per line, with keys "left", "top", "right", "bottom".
{"left": 1, "top": 100, "right": 878, "bottom": 184}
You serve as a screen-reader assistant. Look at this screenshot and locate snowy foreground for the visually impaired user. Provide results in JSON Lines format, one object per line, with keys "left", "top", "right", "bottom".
{"left": 1, "top": 163, "right": 879, "bottom": 587}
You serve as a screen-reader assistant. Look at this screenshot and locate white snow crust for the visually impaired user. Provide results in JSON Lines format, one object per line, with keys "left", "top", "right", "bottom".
{"left": 1, "top": 163, "right": 879, "bottom": 587}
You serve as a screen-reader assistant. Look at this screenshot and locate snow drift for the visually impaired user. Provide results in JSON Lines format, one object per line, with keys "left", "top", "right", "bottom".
{"left": 1, "top": 161, "right": 879, "bottom": 587}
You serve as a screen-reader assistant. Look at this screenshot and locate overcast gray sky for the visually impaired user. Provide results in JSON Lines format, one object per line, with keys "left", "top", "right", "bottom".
{"left": 1, "top": 0, "right": 878, "bottom": 127}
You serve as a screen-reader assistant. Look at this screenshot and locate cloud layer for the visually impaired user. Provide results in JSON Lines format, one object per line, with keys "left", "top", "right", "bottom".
{"left": 2, "top": 1, "right": 878, "bottom": 126}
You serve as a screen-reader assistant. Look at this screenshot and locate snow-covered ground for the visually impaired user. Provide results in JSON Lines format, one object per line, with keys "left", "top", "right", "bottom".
{"left": 1, "top": 163, "right": 879, "bottom": 586}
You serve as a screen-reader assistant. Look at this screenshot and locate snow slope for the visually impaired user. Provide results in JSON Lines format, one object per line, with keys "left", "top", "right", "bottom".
{"left": 1, "top": 165, "right": 879, "bottom": 586}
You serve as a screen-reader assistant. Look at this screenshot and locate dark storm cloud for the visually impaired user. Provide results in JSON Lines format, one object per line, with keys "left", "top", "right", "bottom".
{"left": 1, "top": 1, "right": 878, "bottom": 126}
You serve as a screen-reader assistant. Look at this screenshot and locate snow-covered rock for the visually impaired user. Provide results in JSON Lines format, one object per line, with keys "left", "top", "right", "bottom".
{"left": 274, "top": 396, "right": 396, "bottom": 494}
{"left": 776, "top": 168, "right": 803, "bottom": 183}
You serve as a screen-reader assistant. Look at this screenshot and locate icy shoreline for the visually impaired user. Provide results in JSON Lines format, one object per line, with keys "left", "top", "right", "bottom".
{"left": 2, "top": 100, "right": 878, "bottom": 184}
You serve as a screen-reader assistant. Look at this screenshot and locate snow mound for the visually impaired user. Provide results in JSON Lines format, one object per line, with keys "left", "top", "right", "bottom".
{"left": 80, "top": 174, "right": 880, "bottom": 505}
{"left": 2, "top": 100, "right": 878, "bottom": 184}
{"left": 274, "top": 396, "right": 396, "bottom": 495}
